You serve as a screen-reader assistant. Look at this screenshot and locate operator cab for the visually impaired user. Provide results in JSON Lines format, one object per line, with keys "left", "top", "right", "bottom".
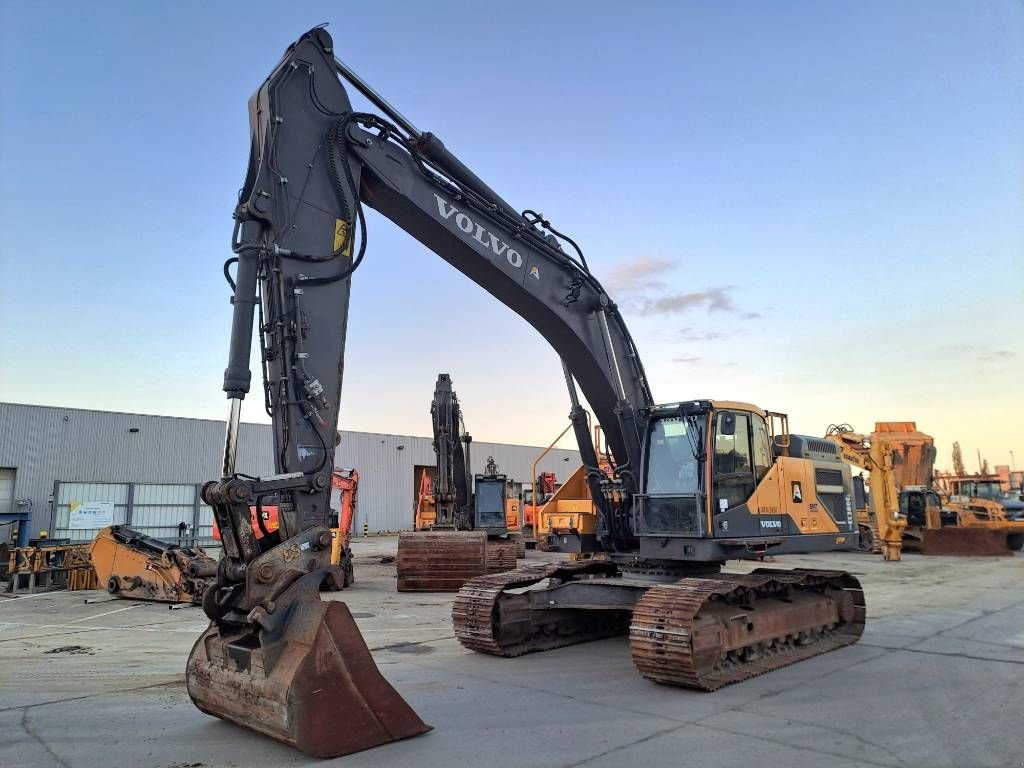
{"left": 636, "top": 400, "right": 857, "bottom": 562}
{"left": 473, "top": 473, "right": 509, "bottom": 535}
{"left": 900, "top": 488, "right": 954, "bottom": 527}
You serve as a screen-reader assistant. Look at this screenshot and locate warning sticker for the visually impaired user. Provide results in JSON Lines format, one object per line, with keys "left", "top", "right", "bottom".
{"left": 333, "top": 219, "right": 351, "bottom": 255}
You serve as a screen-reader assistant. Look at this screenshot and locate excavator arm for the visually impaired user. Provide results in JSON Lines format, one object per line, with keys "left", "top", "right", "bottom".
{"left": 212, "top": 28, "right": 653, "bottom": 575}
{"left": 191, "top": 27, "right": 655, "bottom": 758}
{"left": 430, "top": 374, "right": 473, "bottom": 529}
{"left": 824, "top": 426, "right": 906, "bottom": 561}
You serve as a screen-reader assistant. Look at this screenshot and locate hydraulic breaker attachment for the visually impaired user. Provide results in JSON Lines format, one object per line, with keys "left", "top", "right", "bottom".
{"left": 186, "top": 569, "right": 431, "bottom": 758}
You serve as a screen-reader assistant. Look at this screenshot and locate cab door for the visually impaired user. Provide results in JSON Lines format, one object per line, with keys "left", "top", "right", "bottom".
{"left": 712, "top": 411, "right": 758, "bottom": 536}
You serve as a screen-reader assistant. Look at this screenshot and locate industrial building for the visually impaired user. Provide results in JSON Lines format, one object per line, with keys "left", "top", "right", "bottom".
{"left": 0, "top": 402, "right": 580, "bottom": 546}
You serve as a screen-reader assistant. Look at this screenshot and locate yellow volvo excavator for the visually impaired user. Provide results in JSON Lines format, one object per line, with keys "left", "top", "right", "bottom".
{"left": 188, "top": 28, "right": 867, "bottom": 758}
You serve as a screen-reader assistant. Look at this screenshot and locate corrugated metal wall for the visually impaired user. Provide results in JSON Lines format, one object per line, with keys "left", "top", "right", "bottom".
{"left": 51, "top": 481, "right": 214, "bottom": 544}
{"left": 0, "top": 403, "right": 581, "bottom": 538}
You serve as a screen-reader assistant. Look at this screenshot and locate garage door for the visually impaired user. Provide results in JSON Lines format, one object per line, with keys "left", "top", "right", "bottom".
{"left": 0, "top": 468, "right": 14, "bottom": 517}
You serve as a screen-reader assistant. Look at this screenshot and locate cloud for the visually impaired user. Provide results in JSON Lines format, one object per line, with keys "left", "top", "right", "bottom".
{"left": 604, "top": 260, "right": 764, "bottom": 320}
{"left": 603, "top": 257, "right": 675, "bottom": 295}
{"left": 632, "top": 285, "right": 744, "bottom": 317}
{"left": 932, "top": 344, "right": 1015, "bottom": 364}
{"left": 672, "top": 356, "right": 737, "bottom": 369}
{"left": 978, "top": 349, "right": 1015, "bottom": 362}
{"left": 654, "top": 327, "right": 727, "bottom": 343}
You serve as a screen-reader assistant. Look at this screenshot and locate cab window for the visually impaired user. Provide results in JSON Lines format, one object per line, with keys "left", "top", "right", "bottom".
{"left": 751, "top": 414, "right": 771, "bottom": 481}
{"left": 713, "top": 411, "right": 755, "bottom": 512}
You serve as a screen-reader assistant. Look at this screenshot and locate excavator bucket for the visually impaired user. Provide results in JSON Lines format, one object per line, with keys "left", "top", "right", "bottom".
{"left": 396, "top": 530, "right": 515, "bottom": 592}
{"left": 915, "top": 527, "right": 1012, "bottom": 556}
{"left": 186, "top": 572, "right": 430, "bottom": 758}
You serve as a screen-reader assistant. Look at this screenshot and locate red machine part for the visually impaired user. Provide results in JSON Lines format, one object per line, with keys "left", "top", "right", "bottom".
{"left": 212, "top": 469, "right": 357, "bottom": 544}
{"left": 332, "top": 468, "right": 358, "bottom": 548}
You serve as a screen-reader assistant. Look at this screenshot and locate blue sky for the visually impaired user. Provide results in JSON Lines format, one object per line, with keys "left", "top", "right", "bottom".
{"left": 1, "top": 1, "right": 1021, "bottom": 470}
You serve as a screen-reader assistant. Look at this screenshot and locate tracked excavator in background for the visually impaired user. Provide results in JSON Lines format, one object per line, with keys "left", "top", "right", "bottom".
{"left": 397, "top": 374, "right": 517, "bottom": 591}
{"left": 188, "top": 27, "right": 866, "bottom": 758}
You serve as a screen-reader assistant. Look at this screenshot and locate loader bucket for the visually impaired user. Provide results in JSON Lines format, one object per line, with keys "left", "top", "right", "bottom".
{"left": 918, "top": 527, "right": 1011, "bottom": 557}
{"left": 186, "top": 571, "right": 430, "bottom": 758}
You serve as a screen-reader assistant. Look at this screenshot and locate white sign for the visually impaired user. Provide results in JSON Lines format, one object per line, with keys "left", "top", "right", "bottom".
{"left": 69, "top": 501, "right": 115, "bottom": 530}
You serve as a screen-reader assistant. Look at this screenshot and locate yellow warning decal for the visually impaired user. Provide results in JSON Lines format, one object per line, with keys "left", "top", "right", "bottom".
{"left": 333, "top": 219, "right": 351, "bottom": 255}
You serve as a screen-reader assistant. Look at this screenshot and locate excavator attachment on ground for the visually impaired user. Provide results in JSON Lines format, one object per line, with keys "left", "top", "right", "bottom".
{"left": 90, "top": 525, "right": 217, "bottom": 604}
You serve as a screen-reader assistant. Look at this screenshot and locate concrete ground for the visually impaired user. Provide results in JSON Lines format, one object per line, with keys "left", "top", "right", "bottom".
{"left": 1, "top": 540, "right": 1021, "bottom": 768}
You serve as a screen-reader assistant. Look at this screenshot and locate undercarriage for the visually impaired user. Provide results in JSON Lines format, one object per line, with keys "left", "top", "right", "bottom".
{"left": 453, "top": 560, "right": 864, "bottom": 689}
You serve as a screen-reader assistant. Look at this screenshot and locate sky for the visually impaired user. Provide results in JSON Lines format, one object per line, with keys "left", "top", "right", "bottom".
{"left": 1, "top": 1, "right": 1021, "bottom": 471}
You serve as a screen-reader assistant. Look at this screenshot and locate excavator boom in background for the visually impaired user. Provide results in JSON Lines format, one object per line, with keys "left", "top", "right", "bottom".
{"left": 397, "top": 374, "right": 517, "bottom": 591}
{"left": 190, "top": 28, "right": 865, "bottom": 758}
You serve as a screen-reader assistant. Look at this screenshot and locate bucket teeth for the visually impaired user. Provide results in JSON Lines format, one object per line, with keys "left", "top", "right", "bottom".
{"left": 186, "top": 571, "right": 430, "bottom": 758}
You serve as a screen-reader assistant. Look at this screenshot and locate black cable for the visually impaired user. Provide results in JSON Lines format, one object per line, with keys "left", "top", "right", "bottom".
{"left": 255, "top": 495, "right": 272, "bottom": 539}
{"left": 521, "top": 209, "right": 590, "bottom": 273}
{"left": 223, "top": 257, "right": 238, "bottom": 291}
{"left": 300, "top": 404, "right": 331, "bottom": 475}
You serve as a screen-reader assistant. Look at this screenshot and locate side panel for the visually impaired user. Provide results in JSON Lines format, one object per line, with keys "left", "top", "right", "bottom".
{"left": 774, "top": 458, "right": 842, "bottom": 535}
{"left": 711, "top": 458, "right": 846, "bottom": 538}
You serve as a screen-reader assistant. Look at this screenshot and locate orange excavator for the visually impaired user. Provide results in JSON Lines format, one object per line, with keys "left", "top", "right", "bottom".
{"left": 212, "top": 468, "right": 358, "bottom": 583}
{"left": 412, "top": 467, "right": 436, "bottom": 529}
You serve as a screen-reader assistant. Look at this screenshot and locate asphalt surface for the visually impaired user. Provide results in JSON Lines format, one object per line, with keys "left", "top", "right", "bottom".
{"left": 1, "top": 539, "right": 1021, "bottom": 768}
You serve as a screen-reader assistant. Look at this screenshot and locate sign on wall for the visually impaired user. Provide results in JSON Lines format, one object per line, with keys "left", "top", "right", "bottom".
{"left": 68, "top": 501, "right": 115, "bottom": 530}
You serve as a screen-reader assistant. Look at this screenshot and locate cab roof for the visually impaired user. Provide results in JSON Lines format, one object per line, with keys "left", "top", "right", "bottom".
{"left": 710, "top": 400, "right": 767, "bottom": 417}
